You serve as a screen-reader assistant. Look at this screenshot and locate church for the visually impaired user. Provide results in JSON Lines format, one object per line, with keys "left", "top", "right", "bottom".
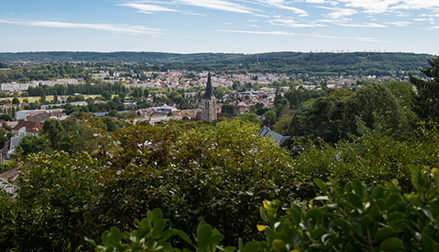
{"left": 201, "top": 72, "right": 217, "bottom": 121}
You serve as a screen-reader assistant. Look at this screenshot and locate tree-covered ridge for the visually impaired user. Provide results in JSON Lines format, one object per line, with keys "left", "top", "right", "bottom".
{"left": 0, "top": 52, "right": 434, "bottom": 76}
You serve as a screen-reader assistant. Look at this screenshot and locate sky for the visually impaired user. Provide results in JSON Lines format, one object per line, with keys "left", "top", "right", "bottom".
{"left": 1, "top": 0, "right": 438, "bottom": 55}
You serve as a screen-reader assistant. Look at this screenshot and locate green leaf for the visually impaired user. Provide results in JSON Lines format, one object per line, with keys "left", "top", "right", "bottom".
{"left": 351, "top": 180, "right": 365, "bottom": 199}
{"left": 272, "top": 239, "right": 288, "bottom": 252}
{"left": 346, "top": 193, "right": 363, "bottom": 209}
{"left": 379, "top": 237, "right": 403, "bottom": 251}
{"left": 224, "top": 246, "right": 237, "bottom": 252}
{"left": 197, "top": 222, "right": 213, "bottom": 249}
{"left": 385, "top": 194, "right": 400, "bottom": 210}
{"left": 311, "top": 227, "right": 328, "bottom": 240}
{"left": 334, "top": 218, "right": 351, "bottom": 234}
{"left": 238, "top": 238, "right": 244, "bottom": 251}
{"left": 360, "top": 215, "right": 372, "bottom": 232}
{"left": 290, "top": 207, "right": 301, "bottom": 225}
{"left": 150, "top": 208, "right": 163, "bottom": 223}
{"left": 430, "top": 202, "right": 439, "bottom": 220}
{"left": 176, "top": 230, "right": 194, "bottom": 246}
{"left": 305, "top": 208, "right": 321, "bottom": 220}
{"left": 242, "top": 241, "right": 259, "bottom": 252}
{"left": 84, "top": 237, "right": 97, "bottom": 247}
{"left": 209, "top": 234, "right": 224, "bottom": 247}
{"left": 419, "top": 206, "right": 433, "bottom": 220}
{"left": 371, "top": 185, "right": 385, "bottom": 199}
{"left": 152, "top": 219, "right": 167, "bottom": 238}
{"left": 160, "top": 229, "right": 177, "bottom": 239}
{"left": 109, "top": 227, "right": 122, "bottom": 244}
{"left": 373, "top": 227, "right": 394, "bottom": 243}
{"left": 313, "top": 178, "right": 327, "bottom": 193}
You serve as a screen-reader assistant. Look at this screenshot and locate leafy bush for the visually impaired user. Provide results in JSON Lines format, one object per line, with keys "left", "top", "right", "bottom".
{"left": 0, "top": 151, "right": 96, "bottom": 251}
{"left": 293, "top": 121, "right": 439, "bottom": 196}
{"left": 90, "top": 165, "right": 439, "bottom": 251}
{"left": 86, "top": 119, "right": 303, "bottom": 245}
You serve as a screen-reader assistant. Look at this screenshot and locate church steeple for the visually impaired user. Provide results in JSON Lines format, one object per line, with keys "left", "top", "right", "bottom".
{"left": 201, "top": 72, "right": 217, "bottom": 121}
{"left": 202, "top": 72, "right": 216, "bottom": 100}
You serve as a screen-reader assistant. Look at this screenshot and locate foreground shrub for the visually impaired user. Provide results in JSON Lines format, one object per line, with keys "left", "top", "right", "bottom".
{"left": 91, "top": 165, "right": 439, "bottom": 251}
{"left": 86, "top": 119, "right": 302, "bottom": 246}
{"left": 294, "top": 121, "right": 439, "bottom": 196}
{"left": 0, "top": 151, "right": 96, "bottom": 251}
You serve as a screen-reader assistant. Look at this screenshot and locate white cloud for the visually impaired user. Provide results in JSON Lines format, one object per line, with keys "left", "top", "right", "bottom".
{"left": 268, "top": 17, "right": 326, "bottom": 27}
{"left": 319, "top": 19, "right": 387, "bottom": 27}
{"left": 338, "top": 0, "right": 439, "bottom": 14}
{"left": 0, "top": 19, "right": 163, "bottom": 35}
{"left": 217, "top": 29, "right": 384, "bottom": 42}
{"left": 394, "top": 11, "right": 409, "bottom": 17}
{"left": 337, "top": 0, "right": 400, "bottom": 14}
{"left": 254, "top": 0, "right": 309, "bottom": 16}
{"left": 385, "top": 21, "right": 411, "bottom": 26}
{"left": 177, "top": 0, "right": 258, "bottom": 14}
{"left": 182, "top": 12, "right": 207, "bottom": 16}
{"left": 316, "top": 6, "right": 357, "bottom": 18}
{"left": 305, "top": 0, "right": 339, "bottom": 4}
{"left": 118, "top": 3, "right": 178, "bottom": 13}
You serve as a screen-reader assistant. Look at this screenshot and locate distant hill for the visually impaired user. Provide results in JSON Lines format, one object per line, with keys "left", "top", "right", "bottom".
{"left": 0, "top": 51, "right": 435, "bottom": 76}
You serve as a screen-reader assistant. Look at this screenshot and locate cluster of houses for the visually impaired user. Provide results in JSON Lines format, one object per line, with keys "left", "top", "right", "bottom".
{"left": 2, "top": 68, "right": 416, "bottom": 94}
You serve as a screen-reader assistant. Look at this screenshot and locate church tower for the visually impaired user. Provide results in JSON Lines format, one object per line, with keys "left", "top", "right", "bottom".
{"left": 201, "top": 72, "right": 217, "bottom": 121}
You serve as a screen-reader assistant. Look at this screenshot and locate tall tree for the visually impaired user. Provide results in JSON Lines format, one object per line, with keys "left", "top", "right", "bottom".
{"left": 343, "top": 82, "right": 408, "bottom": 139}
{"left": 41, "top": 119, "right": 64, "bottom": 149}
{"left": 409, "top": 56, "right": 439, "bottom": 122}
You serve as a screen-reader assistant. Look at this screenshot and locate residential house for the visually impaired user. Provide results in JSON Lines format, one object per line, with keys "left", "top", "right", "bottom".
{"left": 258, "top": 126, "right": 290, "bottom": 146}
{"left": 11, "top": 121, "right": 42, "bottom": 137}
{"left": 0, "top": 166, "right": 19, "bottom": 194}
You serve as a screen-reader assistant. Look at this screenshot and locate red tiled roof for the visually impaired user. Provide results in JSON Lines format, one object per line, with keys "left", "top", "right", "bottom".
{"left": 11, "top": 121, "right": 42, "bottom": 134}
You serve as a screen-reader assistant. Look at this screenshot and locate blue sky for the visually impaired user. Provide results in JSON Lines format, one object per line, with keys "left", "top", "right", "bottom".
{"left": 1, "top": 0, "right": 438, "bottom": 55}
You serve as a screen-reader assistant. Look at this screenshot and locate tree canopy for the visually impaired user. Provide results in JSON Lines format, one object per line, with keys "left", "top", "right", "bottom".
{"left": 410, "top": 56, "right": 439, "bottom": 122}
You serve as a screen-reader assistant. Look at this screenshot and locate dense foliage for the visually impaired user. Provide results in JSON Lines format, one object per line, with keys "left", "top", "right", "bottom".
{"left": 89, "top": 165, "right": 439, "bottom": 251}
{"left": 0, "top": 119, "right": 302, "bottom": 251}
{"left": 409, "top": 56, "right": 439, "bottom": 122}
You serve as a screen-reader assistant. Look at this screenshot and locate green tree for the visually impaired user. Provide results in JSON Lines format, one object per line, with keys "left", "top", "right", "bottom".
{"left": 235, "top": 112, "right": 260, "bottom": 125}
{"left": 41, "top": 119, "right": 64, "bottom": 149}
{"left": 263, "top": 110, "right": 277, "bottom": 121}
{"left": 107, "top": 110, "right": 118, "bottom": 117}
{"left": 101, "top": 90, "right": 112, "bottom": 100}
{"left": 342, "top": 82, "right": 409, "bottom": 139}
{"left": 409, "top": 56, "right": 439, "bottom": 121}
{"left": 102, "top": 117, "right": 118, "bottom": 132}
{"left": 112, "top": 96, "right": 121, "bottom": 104}
{"left": 74, "top": 94, "right": 85, "bottom": 102}
{"left": 0, "top": 114, "right": 13, "bottom": 121}
{"left": 221, "top": 104, "right": 235, "bottom": 114}
{"left": 40, "top": 89, "right": 46, "bottom": 103}
{"left": 15, "top": 135, "right": 51, "bottom": 156}
{"left": 214, "top": 87, "right": 225, "bottom": 99}
{"left": 53, "top": 91, "right": 58, "bottom": 104}
{"left": 12, "top": 97, "right": 20, "bottom": 105}
{"left": 384, "top": 81, "right": 415, "bottom": 108}
{"left": 118, "top": 92, "right": 126, "bottom": 101}
{"left": 287, "top": 96, "right": 345, "bottom": 144}
{"left": 329, "top": 88, "right": 353, "bottom": 100}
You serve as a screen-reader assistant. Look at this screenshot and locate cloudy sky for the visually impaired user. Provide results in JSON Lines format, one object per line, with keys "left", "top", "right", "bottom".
{"left": 1, "top": 0, "right": 438, "bottom": 54}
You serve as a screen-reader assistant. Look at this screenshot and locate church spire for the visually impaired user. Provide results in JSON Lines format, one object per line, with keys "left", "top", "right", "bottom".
{"left": 202, "top": 72, "right": 216, "bottom": 99}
